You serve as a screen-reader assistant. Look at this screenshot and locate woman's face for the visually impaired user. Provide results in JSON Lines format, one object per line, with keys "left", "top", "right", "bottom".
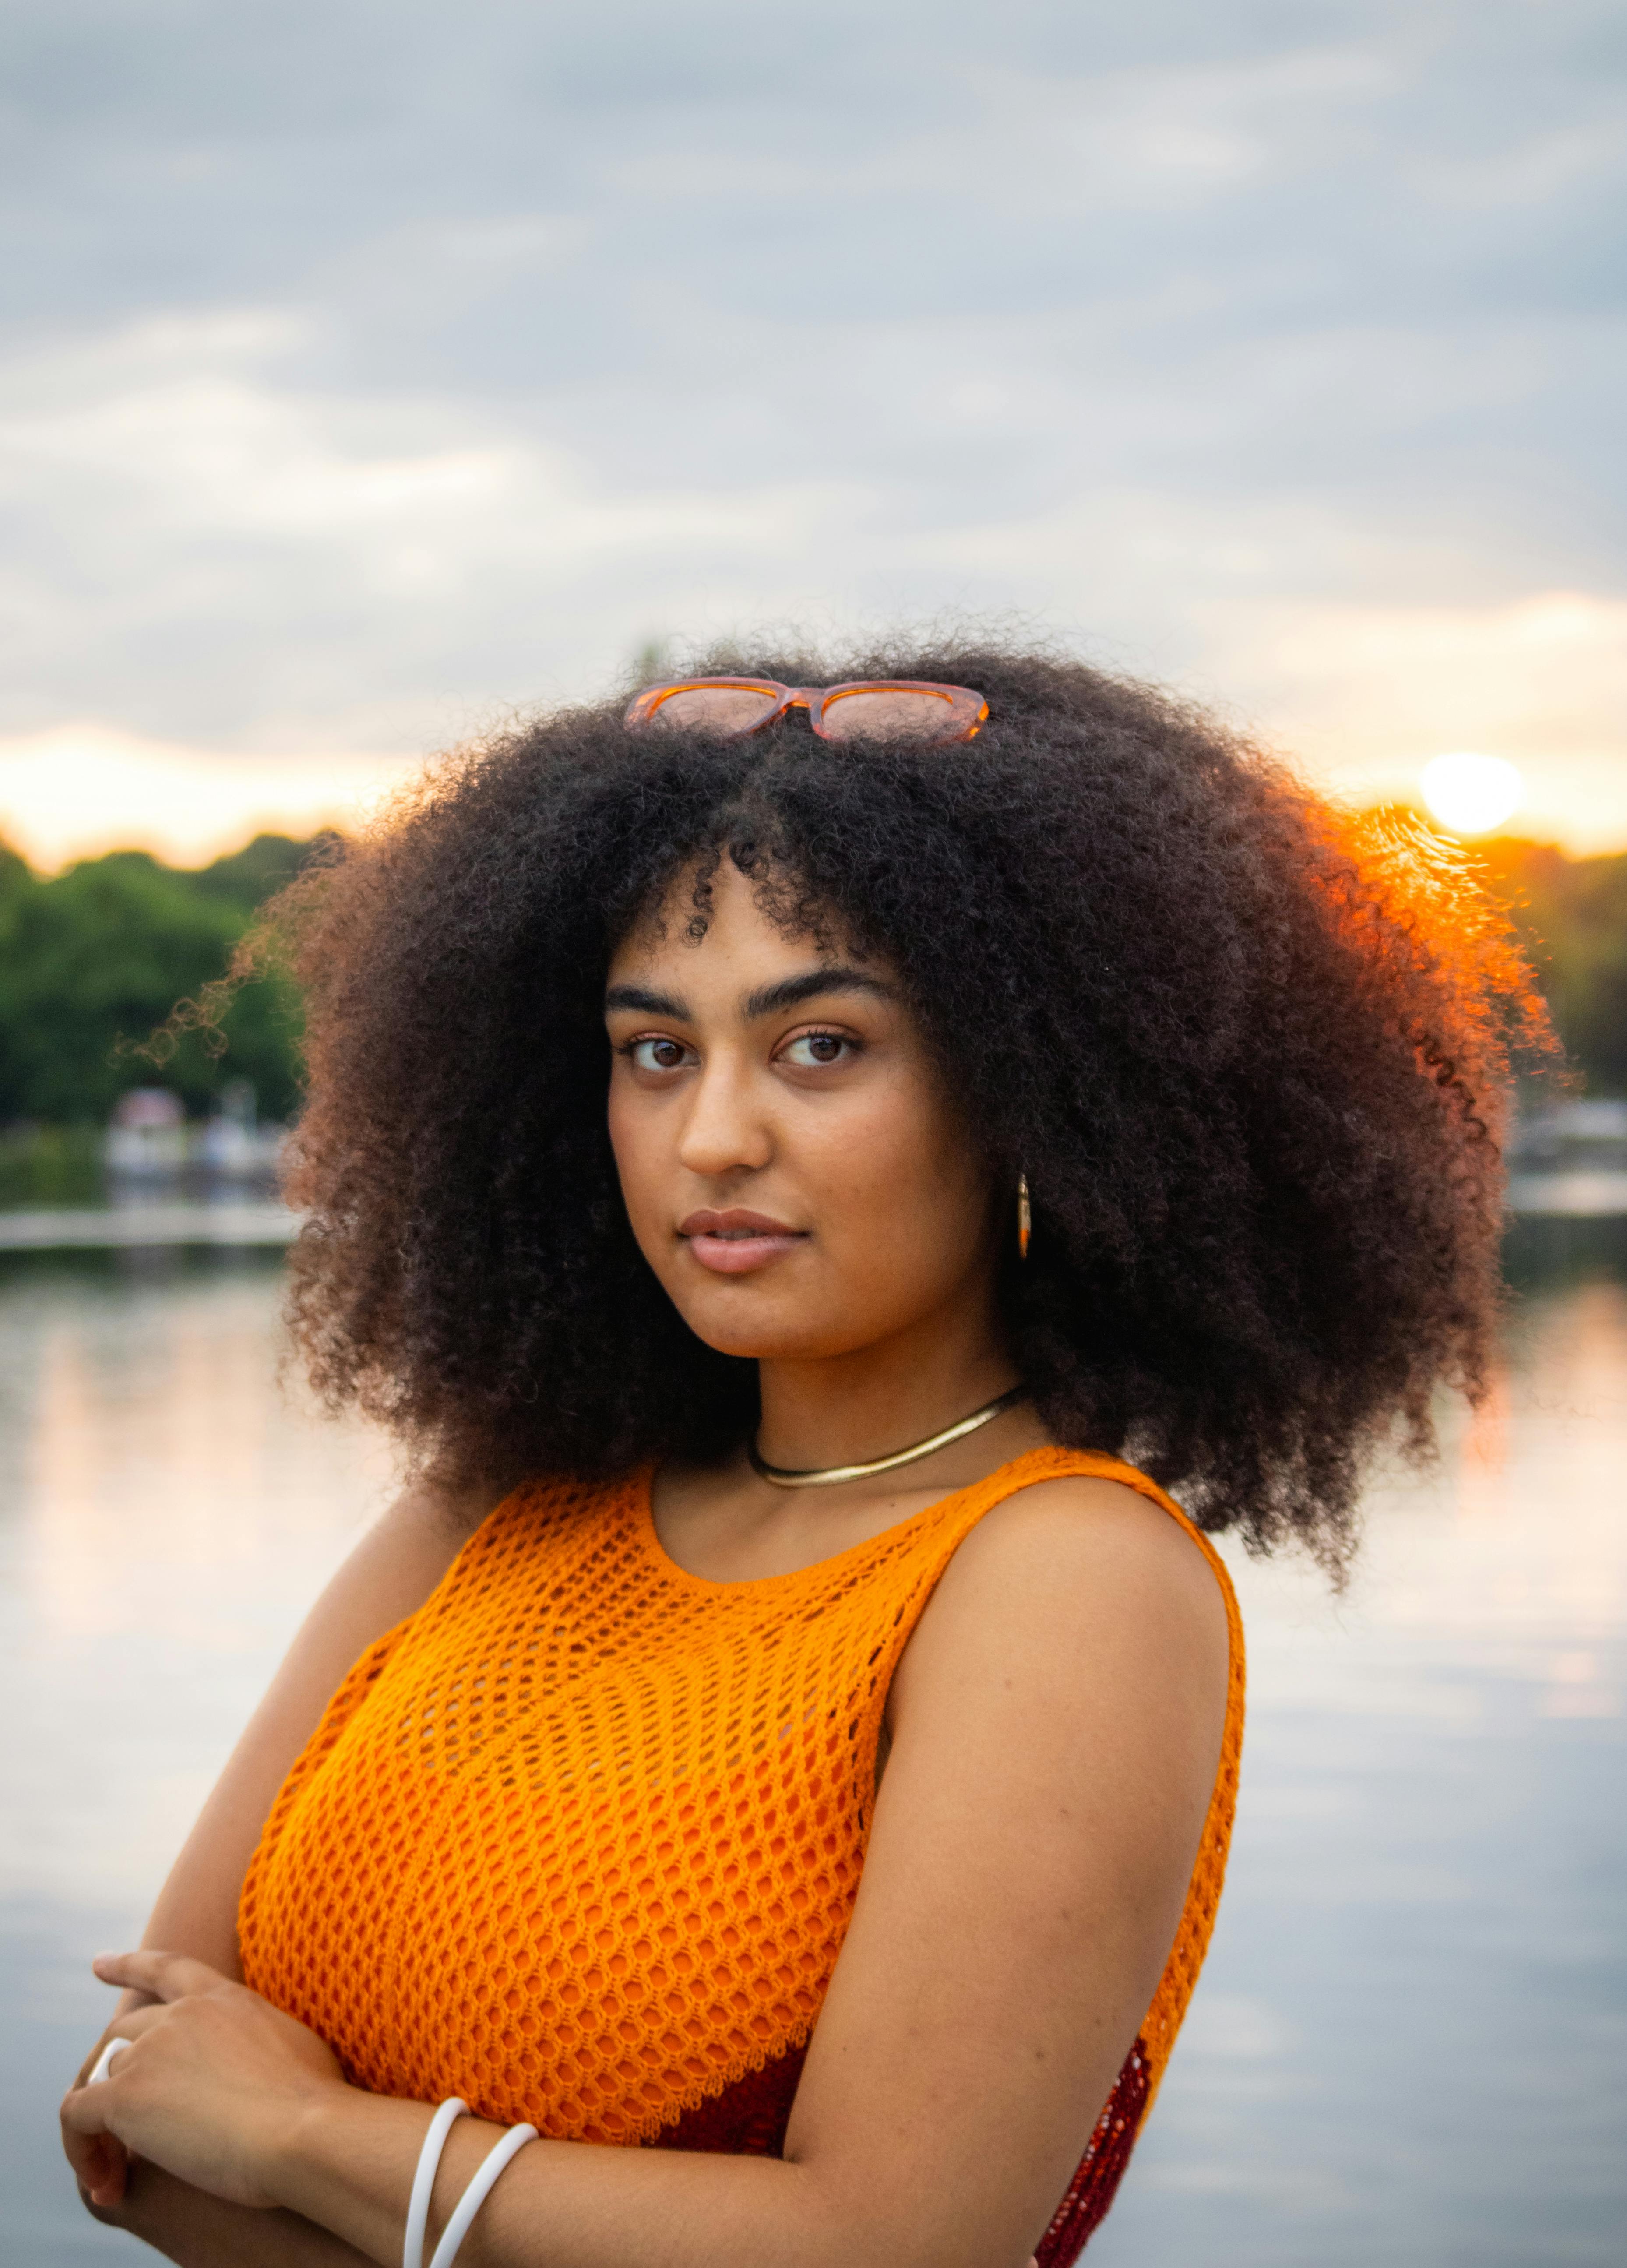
{"left": 605, "top": 861, "right": 1003, "bottom": 1364}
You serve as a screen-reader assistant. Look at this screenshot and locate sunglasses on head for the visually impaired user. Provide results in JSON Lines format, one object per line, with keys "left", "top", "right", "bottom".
{"left": 624, "top": 676, "right": 989, "bottom": 746}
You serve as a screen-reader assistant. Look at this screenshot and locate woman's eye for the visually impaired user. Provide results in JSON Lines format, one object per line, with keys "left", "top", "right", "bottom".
{"left": 629, "top": 1037, "right": 690, "bottom": 1072}
{"left": 782, "top": 1031, "right": 852, "bottom": 1068}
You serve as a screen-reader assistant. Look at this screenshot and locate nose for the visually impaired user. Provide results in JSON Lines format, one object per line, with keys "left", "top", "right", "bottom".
{"left": 675, "top": 1050, "right": 773, "bottom": 1179}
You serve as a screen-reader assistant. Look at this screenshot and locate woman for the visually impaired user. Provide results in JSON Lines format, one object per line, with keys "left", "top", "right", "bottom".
{"left": 61, "top": 645, "right": 1542, "bottom": 2266}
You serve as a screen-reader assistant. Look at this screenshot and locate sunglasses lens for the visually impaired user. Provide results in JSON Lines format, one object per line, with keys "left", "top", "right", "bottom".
{"left": 649, "top": 685, "right": 780, "bottom": 732}
{"left": 819, "top": 688, "right": 956, "bottom": 741}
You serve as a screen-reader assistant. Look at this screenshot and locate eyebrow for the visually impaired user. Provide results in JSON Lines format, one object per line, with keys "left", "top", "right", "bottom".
{"left": 742, "top": 967, "right": 895, "bottom": 1019}
{"left": 603, "top": 966, "right": 894, "bottom": 1022}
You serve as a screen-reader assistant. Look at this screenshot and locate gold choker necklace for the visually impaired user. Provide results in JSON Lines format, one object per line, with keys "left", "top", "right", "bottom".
{"left": 747, "top": 1387, "right": 1023, "bottom": 1489}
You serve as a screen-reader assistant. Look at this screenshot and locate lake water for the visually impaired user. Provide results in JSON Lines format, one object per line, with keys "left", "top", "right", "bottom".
{"left": 2, "top": 1233, "right": 1623, "bottom": 2264}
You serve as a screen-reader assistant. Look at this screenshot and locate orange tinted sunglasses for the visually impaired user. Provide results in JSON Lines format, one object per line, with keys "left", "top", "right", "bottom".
{"left": 624, "top": 676, "right": 989, "bottom": 745}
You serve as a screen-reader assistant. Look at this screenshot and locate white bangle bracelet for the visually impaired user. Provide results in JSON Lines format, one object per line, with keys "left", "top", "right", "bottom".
{"left": 426, "top": 2122, "right": 539, "bottom": 2268}
{"left": 404, "top": 2099, "right": 468, "bottom": 2268}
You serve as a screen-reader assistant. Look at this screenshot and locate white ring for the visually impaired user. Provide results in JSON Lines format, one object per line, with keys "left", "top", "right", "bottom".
{"left": 86, "top": 2037, "right": 127, "bottom": 2086}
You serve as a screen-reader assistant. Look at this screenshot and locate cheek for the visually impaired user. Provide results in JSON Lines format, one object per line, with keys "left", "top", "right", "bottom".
{"left": 805, "top": 1083, "right": 985, "bottom": 1245}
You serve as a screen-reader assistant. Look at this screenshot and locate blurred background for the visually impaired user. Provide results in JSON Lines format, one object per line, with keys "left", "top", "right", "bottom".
{"left": 2, "top": 4, "right": 1623, "bottom": 2261}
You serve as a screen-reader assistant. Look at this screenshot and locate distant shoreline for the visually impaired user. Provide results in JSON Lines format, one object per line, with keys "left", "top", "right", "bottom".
{"left": 0, "top": 1203, "right": 299, "bottom": 1249}
{"left": 4, "top": 1178, "right": 1627, "bottom": 1252}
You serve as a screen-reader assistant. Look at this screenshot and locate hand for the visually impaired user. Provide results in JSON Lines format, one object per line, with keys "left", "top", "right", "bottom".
{"left": 60, "top": 1950, "right": 351, "bottom": 2212}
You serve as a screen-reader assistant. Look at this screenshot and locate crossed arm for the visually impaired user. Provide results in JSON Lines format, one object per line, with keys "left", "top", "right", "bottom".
{"left": 62, "top": 1477, "right": 1229, "bottom": 2268}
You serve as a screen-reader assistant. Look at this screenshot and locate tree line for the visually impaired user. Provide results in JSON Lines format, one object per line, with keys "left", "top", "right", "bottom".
{"left": 0, "top": 832, "right": 311, "bottom": 1126}
{"left": 0, "top": 825, "right": 1623, "bottom": 1136}
{"left": 1476, "top": 836, "right": 1627, "bottom": 1094}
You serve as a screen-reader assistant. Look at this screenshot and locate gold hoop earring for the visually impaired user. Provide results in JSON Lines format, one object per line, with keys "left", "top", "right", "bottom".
{"left": 1017, "top": 1172, "right": 1032, "bottom": 1261}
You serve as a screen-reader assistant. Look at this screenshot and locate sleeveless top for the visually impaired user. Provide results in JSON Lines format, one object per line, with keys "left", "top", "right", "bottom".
{"left": 239, "top": 1447, "right": 1245, "bottom": 2263}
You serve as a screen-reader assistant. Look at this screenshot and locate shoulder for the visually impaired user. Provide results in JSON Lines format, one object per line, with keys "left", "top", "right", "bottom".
{"left": 890, "top": 1471, "right": 1230, "bottom": 1742}
{"left": 949, "top": 1471, "right": 1229, "bottom": 1648}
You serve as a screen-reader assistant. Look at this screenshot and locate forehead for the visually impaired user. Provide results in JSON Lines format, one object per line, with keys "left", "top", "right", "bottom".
{"left": 607, "top": 859, "right": 871, "bottom": 984}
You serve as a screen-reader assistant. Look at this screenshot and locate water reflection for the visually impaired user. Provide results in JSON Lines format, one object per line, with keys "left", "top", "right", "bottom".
{"left": 2, "top": 1250, "right": 1623, "bottom": 2263}
{"left": 1096, "top": 1263, "right": 1627, "bottom": 2267}
{"left": 0, "top": 1260, "right": 392, "bottom": 1917}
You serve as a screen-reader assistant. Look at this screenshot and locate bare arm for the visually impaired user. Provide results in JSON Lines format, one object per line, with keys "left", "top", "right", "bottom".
{"left": 86, "top": 2162, "right": 374, "bottom": 2267}
{"left": 66, "top": 1478, "right": 1231, "bottom": 2268}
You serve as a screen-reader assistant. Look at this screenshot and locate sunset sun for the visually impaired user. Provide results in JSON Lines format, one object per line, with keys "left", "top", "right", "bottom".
{"left": 1420, "top": 752, "right": 1525, "bottom": 836}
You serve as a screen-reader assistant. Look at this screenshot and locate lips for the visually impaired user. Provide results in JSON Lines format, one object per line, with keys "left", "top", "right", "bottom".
{"left": 679, "top": 1207, "right": 807, "bottom": 1276}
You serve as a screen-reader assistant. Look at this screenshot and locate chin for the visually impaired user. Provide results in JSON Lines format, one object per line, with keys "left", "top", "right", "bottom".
{"left": 687, "top": 1320, "right": 839, "bottom": 1362}
{"left": 673, "top": 1292, "right": 858, "bottom": 1365}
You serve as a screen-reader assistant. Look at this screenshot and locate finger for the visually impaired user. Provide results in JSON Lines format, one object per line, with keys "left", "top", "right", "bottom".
{"left": 91, "top": 1947, "right": 226, "bottom": 2003}
{"left": 63, "top": 2121, "right": 129, "bottom": 2208}
{"left": 61, "top": 2090, "right": 128, "bottom": 2188}
{"left": 83, "top": 2037, "right": 130, "bottom": 2087}
{"left": 73, "top": 2030, "right": 114, "bottom": 2091}
{"left": 73, "top": 2017, "right": 138, "bottom": 2092}
{"left": 85, "top": 2158, "right": 129, "bottom": 2210}
{"left": 60, "top": 2077, "right": 116, "bottom": 2140}
{"left": 70, "top": 2006, "right": 167, "bottom": 2095}
{"left": 63, "top": 2022, "right": 138, "bottom": 2205}
{"left": 94, "top": 2003, "right": 168, "bottom": 2058}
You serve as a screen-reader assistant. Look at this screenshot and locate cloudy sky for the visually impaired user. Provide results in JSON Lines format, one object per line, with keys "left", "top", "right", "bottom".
{"left": 1, "top": 0, "right": 1624, "bottom": 862}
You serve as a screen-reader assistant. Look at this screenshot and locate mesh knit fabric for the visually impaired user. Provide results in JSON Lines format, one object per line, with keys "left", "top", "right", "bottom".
{"left": 239, "top": 1446, "right": 1245, "bottom": 2260}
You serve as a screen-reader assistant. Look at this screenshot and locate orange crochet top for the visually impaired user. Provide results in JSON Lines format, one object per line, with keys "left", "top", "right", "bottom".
{"left": 239, "top": 1447, "right": 1245, "bottom": 2262}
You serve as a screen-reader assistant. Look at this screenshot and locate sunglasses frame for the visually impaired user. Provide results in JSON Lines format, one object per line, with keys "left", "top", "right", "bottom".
{"left": 623, "top": 675, "right": 989, "bottom": 745}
